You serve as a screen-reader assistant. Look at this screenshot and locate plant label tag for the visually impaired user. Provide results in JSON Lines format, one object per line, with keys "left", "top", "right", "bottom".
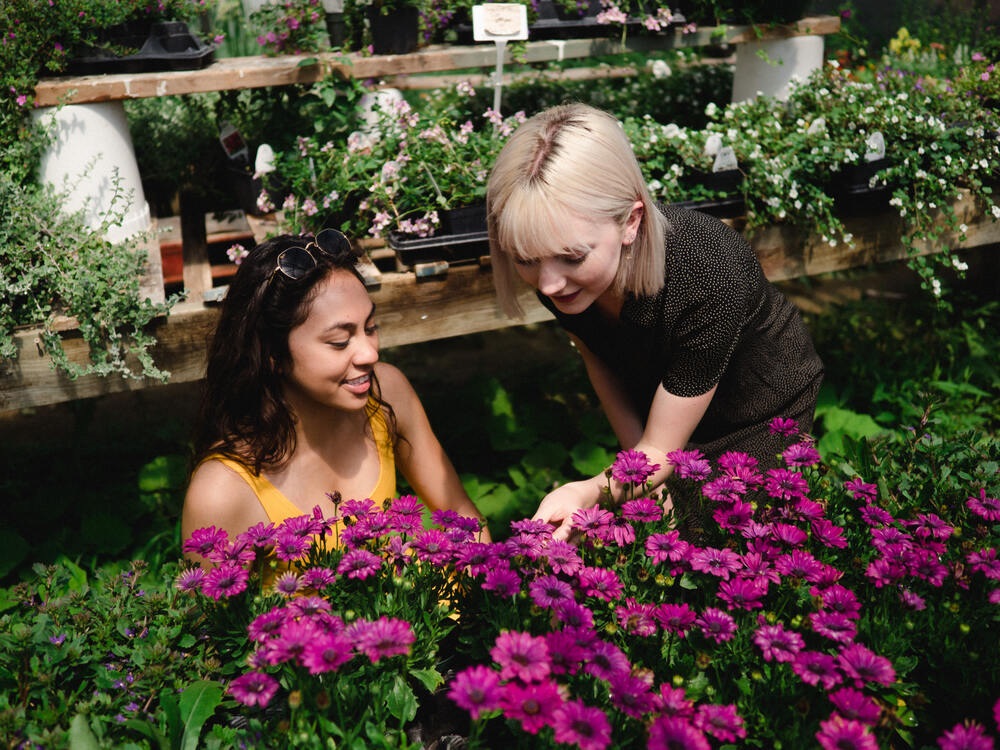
{"left": 713, "top": 146, "right": 738, "bottom": 173}
{"left": 865, "top": 131, "right": 886, "bottom": 162}
{"left": 473, "top": 4, "right": 529, "bottom": 41}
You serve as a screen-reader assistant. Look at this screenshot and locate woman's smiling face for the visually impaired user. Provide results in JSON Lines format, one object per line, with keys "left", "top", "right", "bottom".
{"left": 512, "top": 206, "right": 640, "bottom": 314}
{"left": 284, "top": 268, "right": 380, "bottom": 411}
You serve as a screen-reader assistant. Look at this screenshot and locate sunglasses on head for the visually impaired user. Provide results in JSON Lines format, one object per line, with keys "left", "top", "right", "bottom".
{"left": 273, "top": 228, "right": 357, "bottom": 281}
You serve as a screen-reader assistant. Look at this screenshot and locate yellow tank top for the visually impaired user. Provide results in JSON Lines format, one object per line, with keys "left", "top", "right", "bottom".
{"left": 207, "top": 404, "right": 397, "bottom": 529}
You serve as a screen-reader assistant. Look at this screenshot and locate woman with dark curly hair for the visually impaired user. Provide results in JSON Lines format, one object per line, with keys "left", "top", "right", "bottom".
{"left": 182, "top": 230, "right": 485, "bottom": 563}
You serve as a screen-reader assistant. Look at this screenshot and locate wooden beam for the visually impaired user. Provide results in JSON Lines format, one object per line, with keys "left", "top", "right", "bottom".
{"left": 33, "top": 16, "right": 840, "bottom": 107}
{"left": 3, "top": 190, "right": 994, "bottom": 414}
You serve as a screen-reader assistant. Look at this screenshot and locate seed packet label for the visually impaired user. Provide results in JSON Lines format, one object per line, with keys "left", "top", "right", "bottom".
{"left": 713, "top": 146, "right": 739, "bottom": 173}
{"left": 473, "top": 4, "right": 529, "bottom": 41}
{"left": 865, "top": 131, "right": 886, "bottom": 162}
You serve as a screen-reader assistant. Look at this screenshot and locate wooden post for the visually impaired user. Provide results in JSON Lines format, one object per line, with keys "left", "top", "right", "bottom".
{"left": 180, "top": 190, "right": 212, "bottom": 300}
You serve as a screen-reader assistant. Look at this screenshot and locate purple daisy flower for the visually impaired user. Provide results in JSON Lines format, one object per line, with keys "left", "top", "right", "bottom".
{"left": 782, "top": 440, "right": 822, "bottom": 467}
{"left": 301, "top": 631, "right": 353, "bottom": 674}
{"left": 492, "top": 630, "right": 551, "bottom": 683}
{"left": 740, "top": 552, "right": 781, "bottom": 587}
{"left": 248, "top": 609, "right": 287, "bottom": 643}
{"left": 812, "top": 518, "right": 849, "bottom": 548}
{"left": 337, "top": 549, "right": 382, "bottom": 580}
{"left": 621, "top": 497, "right": 663, "bottom": 523}
{"left": 816, "top": 714, "right": 879, "bottom": 750}
{"left": 455, "top": 542, "right": 497, "bottom": 577}
{"left": 714, "top": 500, "right": 755, "bottom": 532}
{"left": 350, "top": 617, "right": 415, "bottom": 663}
{"left": 544, "top": 540, "right": 583, "bottom": 576}
{"left": 448, "top": 665, "right": 502, "bottom": 719}
{"left": 768, "top": 416, "right": 799, "bottom": 436}
{"left": 860, "top": 503, "right": 894, "bottom": 527}
{"left": 183, "top": 526, "right": 228, "bottom": 559}
{"left": 228, "top": 671, "right": 279, "bottom": 708}
{"left": 175, "top": 567, "right": 206, "bottom": 592}
{"left": 938, "top": 721, "right": 993, "bottom": 750}
{"left": 814, "top": 584, "right": 862, "bottom": 619}
{"left": 657, "top": 686, "right": 695, "bottom": 718}
{"left": 899, "top": 588, "right": 927, "bottom": 610}
{"left": 529, "top": 574, "right": 575, "bottom": 609}
{"left": 615, "top": 598, "right": 658, "bottom": 637}
{"left": 696, "top": 607, "right": 738, "bottom": 644}
{"left": 273, "top": 530, "right": 311, "bottom": 562}
{"left": 571, "top": 506, "right": 615, "bottom": 538}
{"left": 753, "top": 622, "right": 804, "bottom": 663}
{"left": 388, "top": 494, "right": 425, "bottom": 534}
{"left": 764, "top": 468, "right": 810, "bottom": 501}
{"left": 717, "top": 577, "right": 766, "bottom": 611}
{"left": 838, "top": 643, "right": 896, "bottom": 687}
{"left": 702, "top": 474, "right": 748, "bottom": 503}
{"left": 409, "top": 528, "right": 453, "bottom": 565}
{"left": 667, "top": 449, "right": 712, "bottom": 480}
{"left": 967, "top": 489, "right": 1000, "bottom": 522}
{"left": 611, "top": 449, "right": 660, "bottom": 486}
{"left": 553, "top": 600, "right": 595, "bottom": 630}
{"left": 645, "top": 531, "right": 691, "bottom": 565}
{"left": 771, "top": 522, "right": 809, "bottom": 547}
{"left": 339, "top": 497, "right": 375, "bottom": 520}
{"left": 482, "top": 565, "right": 522, "bottom": 597}
{"left": 500, "top": 678, "right": 563, "bottom": 734}
{"left": 552, "top": 698, "right": 612, "bottom": 750}
{"left": 577, "top": 566, "right": 624, "bottom": 601}
{"left": 545, "top": 630, "right": 588, "bottom": 676}
{"left": 810, "top": 611, "right": 858, "bottom": 644}
{"left": 696, "top": 703, "right": 747, "bottom": 742}
{"left": 201, "top": 562, "right": 249, "bottom": 600}
{"left": 608, "top": 671, "right": 656, "bottom": 718}
{"left": 583, "top": 639, "right": 631, "bottom": 681}
{"left": 236, "top": 522, "right": 277, "bottom": 549}
{"left": 648, "top": 716, "right": 711, "bottom": 750}
{"left": 776, "top": 549, "right": 825, "bottom": 581}
{"left": 829, "top": 687, "right": 882, "bottom": 725}
{"left": 272, "top": 571, "right": 302, "bottom": 596}
{"left": 604, "top": 517, "right": 636, "bottom": 546}
{"left": 690, "top": 546, "right": 742, "bottom": 580}
{"left": 655, "top": 602, "right": 697, "bottom": 637}
{"left": 844, "top": 477, "right": 878, "bottom": 502}
{"left": 300, "top": 566, "right": 337, "bottom": 590}
{"left": 792, "top": 650, "right": 843, "bottom": 689}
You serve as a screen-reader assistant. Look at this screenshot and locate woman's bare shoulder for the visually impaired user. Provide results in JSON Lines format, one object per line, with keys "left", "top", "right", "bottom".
{"left": 182, "top": 457, "right": 268, "bottom": 543}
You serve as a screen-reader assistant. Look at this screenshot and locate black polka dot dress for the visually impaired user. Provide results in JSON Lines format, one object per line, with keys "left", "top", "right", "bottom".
{"left": 539, "top": 204, "right": 825, "bottom": 468}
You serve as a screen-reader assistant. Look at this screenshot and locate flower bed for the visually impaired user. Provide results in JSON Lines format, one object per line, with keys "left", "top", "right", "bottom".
{"left": 164, "top": 420, "right": 998, "bottom": 749}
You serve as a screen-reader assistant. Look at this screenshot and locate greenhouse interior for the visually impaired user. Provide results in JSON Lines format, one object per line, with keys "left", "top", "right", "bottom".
{"left": 1, "top": 0, "right": 998, "bottom": 747}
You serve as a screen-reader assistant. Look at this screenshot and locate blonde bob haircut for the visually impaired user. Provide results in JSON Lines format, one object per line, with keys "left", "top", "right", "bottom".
{"left": 487, "top": 103, "right": 666, "bottom": 318}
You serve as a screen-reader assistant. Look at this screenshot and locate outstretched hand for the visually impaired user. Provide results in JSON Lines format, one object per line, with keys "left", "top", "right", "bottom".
{"left": 532, "top": 478, "right": 601, "bottom": 542}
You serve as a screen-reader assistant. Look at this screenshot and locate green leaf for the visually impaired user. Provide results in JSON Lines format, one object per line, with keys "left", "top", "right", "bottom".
{"left": 386, "top": 674, "right": 418, "bottom": 723}
{"left": 570, "top": 442, "right": 616, "bottom": 477}
{"left": 178, "top": 680, "right": 224, "bottom": 750}
{"left": 409, "top": 667, "right": 444, "bottom": 693}
{"left": 68, "top": 714, "right": 101, "bottom": 750}
{"left": 138, "top": 455, "right": 188, "bottom": 493}
{"left": 124, "top": 719, "right": 170, "bottom": 750}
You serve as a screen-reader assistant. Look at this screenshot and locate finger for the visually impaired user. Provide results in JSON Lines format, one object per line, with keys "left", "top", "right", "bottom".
{"left": 552, "top": 519, "right": 572, "bottom": 542}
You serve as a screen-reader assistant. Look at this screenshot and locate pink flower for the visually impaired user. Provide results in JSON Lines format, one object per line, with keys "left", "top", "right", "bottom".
{"left": 448, "top": 665, "right": 502, "bottom": 719}
{"left": 349, "top": 617, "right": 414, "bottom": 663}
{"left": 696, "top": 702, "right": 746, "bottom": 742}
{"left": 228, "top": 671, "right": 279, "bottom": 708}
{"left": 838, "top": 644, "right": 896, "bottom": 688}
{"left": 492, "top": 631, "right": 550, "bottom": 683}
{"left": 611, "top": 449, "right": 660, "bottom": 486}
{"left": 500, "top": 678, "right": 563, "bottom": 734}
{"left": 816, "top": 714, "right": 879, "bottom": 750}
{"left": 753, "top": 622, "right": 804, "bottom": 663}
{"left": 552, "top": 699, "right": 611, "bottom": 750}
{"left": 938, "top": 720, "right": 995, "bottom": 750}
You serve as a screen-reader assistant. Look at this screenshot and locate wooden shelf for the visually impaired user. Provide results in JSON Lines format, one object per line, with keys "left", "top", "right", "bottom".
{"left": 3, "top": 191, "right": 996, "bottom": 414}
{"left": 33, "top": 16, "right": 840, "bottom": 106}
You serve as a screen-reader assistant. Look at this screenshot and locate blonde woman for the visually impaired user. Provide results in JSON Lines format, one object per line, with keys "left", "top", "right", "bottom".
{"left": 487, "top": 103, "right": 823, "bottom": 540}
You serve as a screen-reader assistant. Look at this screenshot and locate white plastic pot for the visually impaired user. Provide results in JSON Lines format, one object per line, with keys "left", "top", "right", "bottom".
{"left": 731, "top": 35, "right": 825, "bottom": 103}
{"left": 32, "top": 102, "right": 151, "bottom": 244}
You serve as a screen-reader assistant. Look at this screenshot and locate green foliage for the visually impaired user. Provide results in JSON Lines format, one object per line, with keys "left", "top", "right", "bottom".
{"left": 0, "top": 559, "right": 226, "bottom": 749}
{"left": 0, "top": 169, "right": 179, "bottom": 381}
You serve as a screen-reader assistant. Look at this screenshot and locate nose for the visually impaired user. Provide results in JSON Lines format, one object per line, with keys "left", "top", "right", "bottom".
{"left": 535, "top": 259, "right": 566, "bottom": 297}
{"left": 355, "top": 334, "right": 379, "bottom": 366}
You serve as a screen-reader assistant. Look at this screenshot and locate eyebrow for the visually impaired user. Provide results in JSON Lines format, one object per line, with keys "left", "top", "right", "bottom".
{"left": 320, "top": 302, "right": 377, "bottom": 336}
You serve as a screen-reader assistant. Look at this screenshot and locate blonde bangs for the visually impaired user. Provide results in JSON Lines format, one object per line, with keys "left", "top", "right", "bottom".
{"left": 493, "top": 186, "right": 582, "bottom": 262}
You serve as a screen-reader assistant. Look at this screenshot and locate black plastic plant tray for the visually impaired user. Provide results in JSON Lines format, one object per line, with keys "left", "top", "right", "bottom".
{"left": 388, "top": 230, "right": 490, "bottom": 267}
{"left": 66, "top": 23, "right": 215, "bottom": 75}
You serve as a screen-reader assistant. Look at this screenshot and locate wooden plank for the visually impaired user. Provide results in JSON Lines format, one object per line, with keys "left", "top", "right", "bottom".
{"left": 33, "top": 16, "right": 840, "bottom": 106}
{"left": 5, "top": 188, "right": 992, "bottom": 414}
